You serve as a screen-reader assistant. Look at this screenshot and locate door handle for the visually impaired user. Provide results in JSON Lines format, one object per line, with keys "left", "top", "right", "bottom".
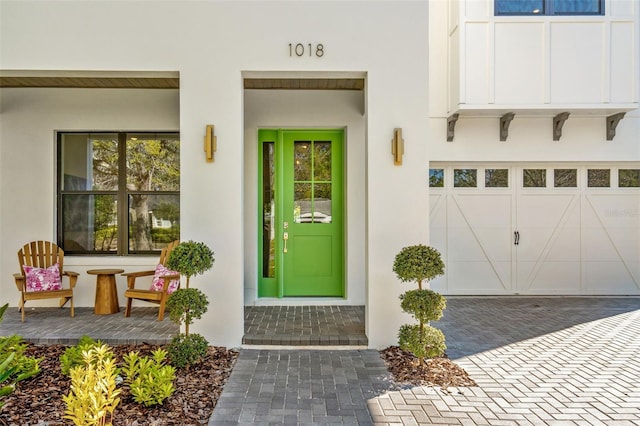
{"left": 514, "top": 231, "right": 520, "bottom": 246}
{"left": 283, "top": 232, "right": 289, "bottom": 253}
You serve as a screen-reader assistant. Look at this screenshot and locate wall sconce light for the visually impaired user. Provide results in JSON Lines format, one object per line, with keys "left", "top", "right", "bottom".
{"left": 204, "top": 124, "right": 216, "bottom": 162}
{"left": 391, "top": 128, "right": 404, "bottom": 166}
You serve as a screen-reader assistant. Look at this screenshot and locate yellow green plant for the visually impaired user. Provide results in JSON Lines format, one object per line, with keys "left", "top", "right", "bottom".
{"left": 60, "top": 335, "right": 104, "bottom": 376}
{"left": 122, "top": 348, "right": 175, "bottom": 406}
{"left": 63, "top": 344, "right": 121, "bottom": 426}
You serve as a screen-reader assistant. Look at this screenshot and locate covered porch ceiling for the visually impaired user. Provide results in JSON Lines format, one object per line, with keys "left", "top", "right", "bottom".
{"left": 0, "top": 71, "right": 365, "bottom": 91}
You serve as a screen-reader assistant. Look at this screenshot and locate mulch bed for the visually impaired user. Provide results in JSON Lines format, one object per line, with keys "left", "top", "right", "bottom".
{"left": 380, "top": 346, "right": 477, "bottom": 388}
{"left": 1, "top": 343, "right": 475, "bottom": 425}
{"left": 0, "top": 344, "right": 238, "bottom": 426}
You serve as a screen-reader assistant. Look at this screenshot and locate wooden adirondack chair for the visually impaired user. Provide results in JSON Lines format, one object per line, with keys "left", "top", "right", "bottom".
{"left": 123, "top": 240, "right": 180, "bottom": 321}
{"left": 13, "top": 240, "right": 79, "bottom": 322}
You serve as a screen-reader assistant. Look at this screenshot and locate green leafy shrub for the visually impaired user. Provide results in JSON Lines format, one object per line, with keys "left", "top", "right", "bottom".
{"left": 60, "top": 335, "right": 105, "bottom": 376}
{"left": 0, "top": 304, "right": 41, "bottom": 409}
{"left": 167, "top": 333, "right": 209, "bottom": 368}
{"left": 400, "top": 289, "right": 446, "bottom": 324}
{"left": 122, "top": 348, "right": 175, "bottom": 406}
{"left": 164, "top": 241, "right": 214, "bottom": 368}
{"left": 393, "top": 244, "right": 447, "bottom": 365}
{"left": 166, "top": 240, "right": 214, "bottom": 289}
{"left": 393, "top": 245, "right": 444, "bottom": 290}
{"left": 398, "top": 324, "right": 446, "bottom": 359}
{"left": 166, "top": 288, "right": 208, "bottom": 336}
{"left": 63, "top": 344, "right": 121, "bottom": 426}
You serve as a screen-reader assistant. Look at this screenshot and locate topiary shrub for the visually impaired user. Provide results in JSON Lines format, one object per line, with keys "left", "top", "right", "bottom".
{"left": 393, "top": 244, "right": 447, "bottom": 365}
{"left": 400, "top": 289, "right": 446, "bottom": 325}
{"left": 165, "top": 241, "right": 214, "bottom": 368}
{"left": 166, "top": 288, "right": 208, "bottom": 337}
{"left": 167, "top": 333, "right": 209, "bottom": 369}
{"left": 393, "top": 244, "right": 444, "bottom": 290}
{"left": 398, "top": 324, "right": 446, "bottom": 360}
{"left": 165, "top": 240, "right": 214, "bottom": 289}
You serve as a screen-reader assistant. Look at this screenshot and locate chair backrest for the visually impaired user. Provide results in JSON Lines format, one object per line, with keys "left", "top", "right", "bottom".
{"left": 158, "top": 240, "right": 180, "bottom": 266}
{"left": 18, "top": 240, "right": 65, "bottom": 276}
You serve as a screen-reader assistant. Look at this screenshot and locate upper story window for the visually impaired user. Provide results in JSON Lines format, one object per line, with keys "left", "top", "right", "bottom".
{"left": 495, "top": 0, "right": 604, "bottom": 15}
{"left": 57, "top": 132, "right": 180, "bottom": 255}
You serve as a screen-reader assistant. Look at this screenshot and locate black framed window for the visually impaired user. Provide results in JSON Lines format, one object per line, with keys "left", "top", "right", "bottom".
{"left": 495, "top": 0, "right": 604, "bottom": 15}
{"left": 57, "top": 132, "right": 180, "bottom": 255}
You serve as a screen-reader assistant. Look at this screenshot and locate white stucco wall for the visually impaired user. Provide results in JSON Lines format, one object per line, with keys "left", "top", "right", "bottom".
{"left": 0, "top": 0, "right": 430, "bottom": 348}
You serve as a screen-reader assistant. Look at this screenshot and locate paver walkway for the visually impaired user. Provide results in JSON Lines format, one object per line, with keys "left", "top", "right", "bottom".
{"left": 211, "top": 298, "right": 640, "bottom": 425}
{"left": 244, "top": 305, "right": 367, "bottom": 346}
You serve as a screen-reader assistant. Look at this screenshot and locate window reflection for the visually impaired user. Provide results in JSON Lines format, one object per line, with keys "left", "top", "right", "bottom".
{"left": 587, "top": 169, "right": 610, "bottom": 188}
{"left": 523, "top": 169, "right": 546, "bottom": 187}
{"left": 429, "top": 169, "right": 444, "bottom": 187}
{"left": 454, "top": 169, "right": 477, "bottom": 187}
{"left": 485, "top": 169, "right": 509, "bottom": 188}
{"left": 262, "top": 142, "right": 276, "bottom": 278}
{"left": 293, "top": 140, "right": 332, "bottom": 223}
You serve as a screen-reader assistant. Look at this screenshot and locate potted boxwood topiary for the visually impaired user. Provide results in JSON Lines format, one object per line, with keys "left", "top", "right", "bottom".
{"left": 393, "top": 244, "right": 447, "bottom": 366}
{"left": 165, "top": 241, "right": 214, "bottom": 368}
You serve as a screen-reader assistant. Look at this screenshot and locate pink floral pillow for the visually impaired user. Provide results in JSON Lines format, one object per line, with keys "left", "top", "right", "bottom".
{"left": 150, "top": 264, "right": 180, "bottom": 294}
{"left": 23, "top": 263, "right": 62, "bottom": 292}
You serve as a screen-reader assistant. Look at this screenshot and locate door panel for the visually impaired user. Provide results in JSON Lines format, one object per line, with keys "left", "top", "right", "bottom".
{"left": 582, "top": 193, "right": 640, "bottom": 293}
{"left": 431, "top": 168, "right": 514, "bottom": 294}
{"left": 258, "top": 129, "right": 344, "bottom": 298}
{"left": 283, "top": 131, "right": 343, "bottom": 296}
{"left": 515, "top": 192, "right": 581, "bottom": 294}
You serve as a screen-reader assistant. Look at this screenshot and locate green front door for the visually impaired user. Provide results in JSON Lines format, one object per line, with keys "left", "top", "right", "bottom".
{"left": 258, "top": 129, "right": 344, "bottom": 297}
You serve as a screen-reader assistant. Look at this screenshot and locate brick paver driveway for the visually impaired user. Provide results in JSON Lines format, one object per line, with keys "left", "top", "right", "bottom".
{"left": 369, "top": 297, "right": 640, "bottom": 425}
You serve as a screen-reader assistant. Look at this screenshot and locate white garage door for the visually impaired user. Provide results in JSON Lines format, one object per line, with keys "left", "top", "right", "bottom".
{"left": 429, "top": 164, "right": 640, "bottom": 295}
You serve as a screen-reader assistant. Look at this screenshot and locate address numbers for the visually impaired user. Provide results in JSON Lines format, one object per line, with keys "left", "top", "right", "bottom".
{"left": 288, "top": 43, "right": 324, "bottom": 57}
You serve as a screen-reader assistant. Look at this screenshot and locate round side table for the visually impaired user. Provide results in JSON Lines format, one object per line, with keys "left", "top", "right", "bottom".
{"left": 87, "top": 269, "right": 125, "bottom": 315}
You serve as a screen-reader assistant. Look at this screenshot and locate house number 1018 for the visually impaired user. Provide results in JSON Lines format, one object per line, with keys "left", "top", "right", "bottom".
{"left": 289, "top": 43, "right": 324, "bottom": 57}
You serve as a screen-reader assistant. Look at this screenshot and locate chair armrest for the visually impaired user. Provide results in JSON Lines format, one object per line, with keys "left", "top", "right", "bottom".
{"left": 62, "top": 271, "right": 79, "bottom": 289}
{"left": 122, "top": 270, "right": 155, "bottom": 278}
{"left": 13, "top": 274, "right": 25, "bottom": 292}
{"left": 160, "top": 274, "right": 181, "bottom": 292}
{"left": 122, "top": 270, "right": 155, "bottom": 290}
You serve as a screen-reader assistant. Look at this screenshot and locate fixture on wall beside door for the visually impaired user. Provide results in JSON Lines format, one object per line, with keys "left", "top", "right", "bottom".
{"left": 391, "top": 128, "right": 404, "bottom": 166}
{"left": 204, "top": 124, "right": 216, "bottom": 162}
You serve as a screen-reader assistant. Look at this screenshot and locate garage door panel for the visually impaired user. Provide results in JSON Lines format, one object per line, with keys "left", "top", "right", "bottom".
{"left": 583, "top": 262, "right": 640, "bottom": 294}
{"left": 448, "top": 228, "right": 484, "bottom": 261}
{"left": 453, "top": 194, "right": 512, "bottom": 228}
{"left": 543, "top": 227, "right": 581, "bottom": 262}
{"left": 448, "top": 227, "right": 511, "bottom": 261}
{"left": 430, "top": 194, "right": 446, "bottom": 223}
{"left": 447, "top": 261, "right": 511, "bottom": 294}
{"left": 430, "top": 164, "right": 639, "bottom": 295}
{"left": 518, "top": 261, "right": 581, "bottom": 294}
{"left": 517, "top": 227, "right": 580, "bottom": 261}
{"left": 583, "top": 228, "right": 630, "bottom": 261}
{"left": 516, "top": 227, "right": 556, "bottom": 260}
{"left": 587, "top": 194, "right": 640, "bottom": 228}
{"left": 517, "top": 194, "right": 577, "bottom": 227}
{"left": 430, "top": 275, "right": 447, "bottom": 293}
{"left": 473, "top": 228, "right": 512, "bottom": 262}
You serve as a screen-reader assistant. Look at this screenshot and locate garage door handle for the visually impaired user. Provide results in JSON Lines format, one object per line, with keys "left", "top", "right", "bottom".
{"left": 514, "top": 231, "right": 520, "bottom": 246}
